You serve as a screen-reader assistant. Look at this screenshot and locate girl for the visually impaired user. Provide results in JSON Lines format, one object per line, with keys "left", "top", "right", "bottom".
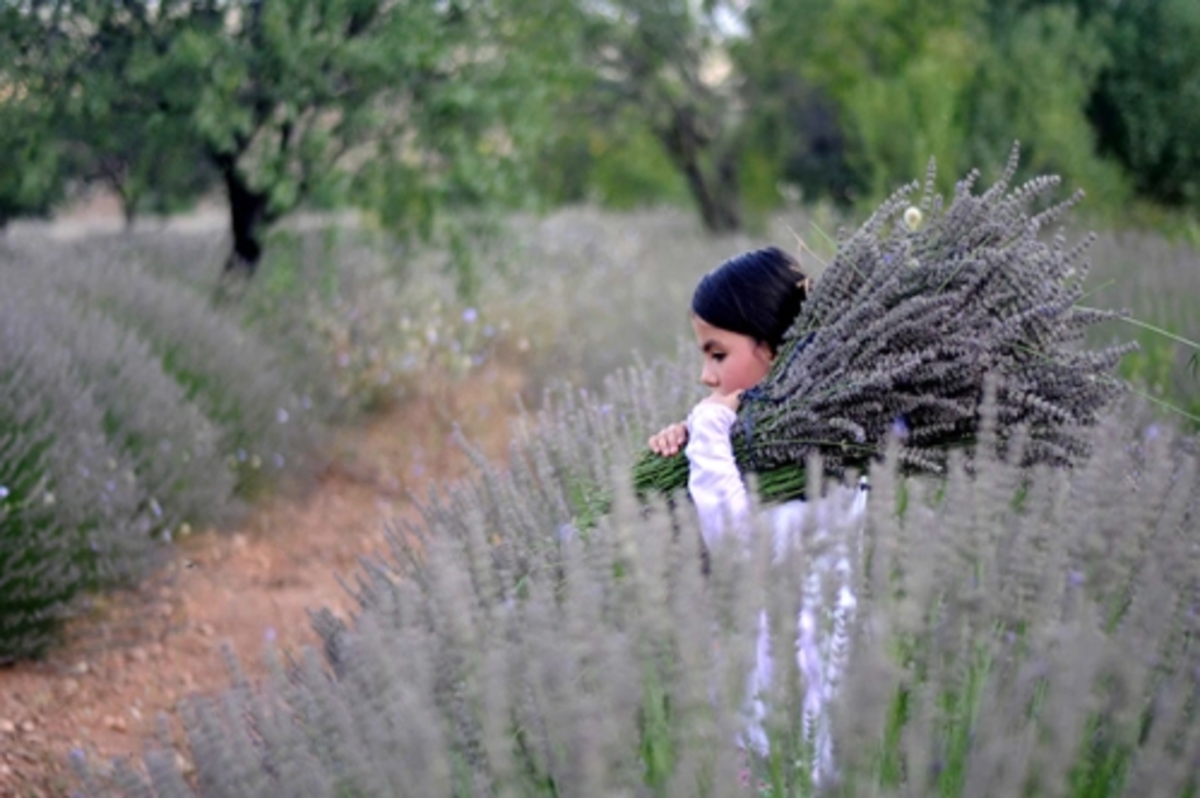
{"left": 648, "top": 246, "right": 866, "bottom": 787}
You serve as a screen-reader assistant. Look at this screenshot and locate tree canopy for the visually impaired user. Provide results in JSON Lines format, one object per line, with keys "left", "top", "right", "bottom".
{"left": 3, "top": 0, "right": 551, "bottom": 273}
{"left": 1, "top": 0, "right": 1197, "bottom": 260}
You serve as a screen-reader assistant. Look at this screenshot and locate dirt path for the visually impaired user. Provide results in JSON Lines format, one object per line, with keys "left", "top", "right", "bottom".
{"left": 0, "top": 366, "right": 523, "bottom": 796}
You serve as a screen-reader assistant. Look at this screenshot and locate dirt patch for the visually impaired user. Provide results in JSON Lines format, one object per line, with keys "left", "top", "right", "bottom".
{"left": 0, "top": 366, "right": 524, "bottom": 796}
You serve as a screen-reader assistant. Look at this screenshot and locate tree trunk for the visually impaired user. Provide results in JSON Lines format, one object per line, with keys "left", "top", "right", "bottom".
{"left": 659, "top": 106, "right": 743, "bottom": 234}
{"left": 119, "top": 189, "right": 138, "bottom": 231}
{"left": 219, "top": 160, "right": 271, "bottom": 278}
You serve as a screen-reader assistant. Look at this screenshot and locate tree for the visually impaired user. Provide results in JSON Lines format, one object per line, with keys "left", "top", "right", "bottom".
{"left": 567, "top": 0, "right": 750, "bottom": 234}
{"left": 743, "top": 0, "right": 1128, "bottom": 210}
{"left": 7, "top": 0, "right": 546, "bottom": 276}
{"left": 0, "top": 98, "right": 65, "bottom": 231}
{"left": 0, "top": 4, "right": 66, "bottom": 229}
{"left": 1077, "top": 0, "right": 1200, "bottom": 207}
{"left": 967, "top": 3, "right": 1128, "bottom": 204}
{"left": 736, "top": 0, "right": 863, "bottom": 208}
{"left": 760, "top": 0, "right": 989, "bottom": 202}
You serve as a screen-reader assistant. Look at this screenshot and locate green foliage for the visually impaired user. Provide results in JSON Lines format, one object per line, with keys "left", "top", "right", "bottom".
{"left": 967, "top": 4, "right": 1130, "bottom": 205}
{"left": 539, "top": 117, "right": 692, "bottom": 210}
{"left": 734, "top": 7, "right": 862, "bottom": 209}
{"left": 1081, "top": 0, "right": 1200, "bottom": 208}
{"left": 3, "top": 0, "right": 554, "bottom": 270}
{"left": 745, "top": 0, "right": 1130, "bottom": 214}
{"left": 50, "top": 2, "right": 216, "bottom": 222}
{"left": 0, "top": 116, "right": 63, "bottom": 227}
{"left": 542, "top": 0, "right": 751, "bottom": 232}
{"left": 749, "top": 0, "right": 985, "bottom": 203}
{"left": 0, "top": 28, "right": 65, "bottom": 227}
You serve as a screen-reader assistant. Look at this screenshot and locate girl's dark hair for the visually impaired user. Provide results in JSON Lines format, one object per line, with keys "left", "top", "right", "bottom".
{"left": 691, "top": 246, "right": 809, "bottom": 353}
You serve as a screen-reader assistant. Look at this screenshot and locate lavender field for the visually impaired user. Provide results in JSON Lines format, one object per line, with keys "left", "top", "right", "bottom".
{"left": 4, "top": 200, "right": 1199, "bottom": 796}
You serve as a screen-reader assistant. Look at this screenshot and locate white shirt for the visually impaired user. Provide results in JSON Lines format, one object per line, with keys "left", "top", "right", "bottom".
{"left": 685, "top": 402, "right": 866, "bottom": 784}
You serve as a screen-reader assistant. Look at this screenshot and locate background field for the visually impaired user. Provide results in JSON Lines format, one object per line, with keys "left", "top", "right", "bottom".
{"left": 1, "top": 192, "right": 1197, "bottom": 794}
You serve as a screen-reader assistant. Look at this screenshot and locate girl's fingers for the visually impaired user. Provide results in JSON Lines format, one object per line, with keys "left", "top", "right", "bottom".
{"left": 648, "top": 423, "right": 688, "bottom": 455}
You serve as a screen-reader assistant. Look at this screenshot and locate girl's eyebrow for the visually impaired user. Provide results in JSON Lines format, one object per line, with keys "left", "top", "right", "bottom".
{"left": 701, "top": 340, "right": 721, "bottom": 353}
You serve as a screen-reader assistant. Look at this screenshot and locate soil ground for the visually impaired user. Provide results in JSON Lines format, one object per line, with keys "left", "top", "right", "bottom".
{"left": 0, "top": 365, "right": 523, "bottom": 796}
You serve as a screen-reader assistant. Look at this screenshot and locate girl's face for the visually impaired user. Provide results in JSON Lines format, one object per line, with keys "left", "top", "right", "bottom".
{"left": 691, "top": 314, "right": 774, "bottom": 397}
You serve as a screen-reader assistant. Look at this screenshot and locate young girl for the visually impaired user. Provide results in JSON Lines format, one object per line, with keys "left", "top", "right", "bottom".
{"left": 648, "top": 246, "right": 867, "bottom": 787}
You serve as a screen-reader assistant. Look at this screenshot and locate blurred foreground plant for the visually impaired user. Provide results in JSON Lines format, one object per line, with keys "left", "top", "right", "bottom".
{"left": 73, "top": 363, "right": 1200, "bottom": 795}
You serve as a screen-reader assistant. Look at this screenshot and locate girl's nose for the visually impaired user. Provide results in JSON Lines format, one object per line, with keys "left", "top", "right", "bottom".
{"left": 700, "top": 363, "right": 718, "bottom": 387}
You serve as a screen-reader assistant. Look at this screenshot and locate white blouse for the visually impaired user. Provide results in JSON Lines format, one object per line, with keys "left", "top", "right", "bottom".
{"left": 685, "top": 402, "right": 867, "bottom": 785}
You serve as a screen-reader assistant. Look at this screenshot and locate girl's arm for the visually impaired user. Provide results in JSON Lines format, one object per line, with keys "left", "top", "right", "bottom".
{"left": 685, "top": 400, "right": 750, "bottom": 551}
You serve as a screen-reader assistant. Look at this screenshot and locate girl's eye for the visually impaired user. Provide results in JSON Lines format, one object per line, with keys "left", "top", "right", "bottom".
{"left": 711, "top": 352, "right": 726, "bottom": 363}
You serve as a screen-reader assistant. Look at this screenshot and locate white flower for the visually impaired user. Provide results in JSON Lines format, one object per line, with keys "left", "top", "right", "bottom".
{"left": 903, "top": 206, "right": 923, "bottom": 231}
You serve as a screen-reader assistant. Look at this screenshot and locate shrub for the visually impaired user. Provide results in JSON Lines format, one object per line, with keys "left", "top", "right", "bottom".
{"left": 0, "top": 277, "right": 155, "bottom": 662}
{"left": 0, "top": 230, "right": 329, "bottom": 661}
{"left": 253, "top": 227, "right": 509, "bottom": 417}
{"left": 73, "top": 357, "right": 1200, "bottom": 795}
{"left": 14, "top": 273, "right": 236, "bottom": 532}
{"left": 29, "top": 239, "right": 327, "bottom": 497}
{"left": 182, "top": 210, "right": 771, "bottom": 416}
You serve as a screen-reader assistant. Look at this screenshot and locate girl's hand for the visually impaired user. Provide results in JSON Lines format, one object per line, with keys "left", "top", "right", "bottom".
{"left": 648, "top": 422, "right": 688, "bottom": 456}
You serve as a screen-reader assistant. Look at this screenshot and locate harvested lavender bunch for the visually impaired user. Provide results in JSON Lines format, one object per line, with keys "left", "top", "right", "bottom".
{"left": 634, "top": 146, "right": 1136, "bottom": 502}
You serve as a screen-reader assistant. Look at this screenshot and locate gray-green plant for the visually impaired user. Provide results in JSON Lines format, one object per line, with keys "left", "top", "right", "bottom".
{"left": 27, "top": 239, "right": 327, "bottom": 497}
{"left": 70, "top": 358, "right": 1200, "bottom": 795}
{"left": 0, "top": 277, "right": 153, "bottom": 662}
{"left": 0, "top": 231, "right": 328, "bottom": 660}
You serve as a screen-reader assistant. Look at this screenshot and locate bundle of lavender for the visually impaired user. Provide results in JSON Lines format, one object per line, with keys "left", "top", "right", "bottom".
{"left": 633, "top": 148, "right": 1135, "bottom": 503}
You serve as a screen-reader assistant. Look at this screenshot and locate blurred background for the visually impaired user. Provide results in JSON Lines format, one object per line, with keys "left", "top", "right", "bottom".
{"left": 4, "top": 0, "right": 1200, "bottom": 247}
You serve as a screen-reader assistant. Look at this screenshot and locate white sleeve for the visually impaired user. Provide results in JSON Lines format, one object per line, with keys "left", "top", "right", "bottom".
{"left": 685, "top": 402, "right": 749, "bottom": 551}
